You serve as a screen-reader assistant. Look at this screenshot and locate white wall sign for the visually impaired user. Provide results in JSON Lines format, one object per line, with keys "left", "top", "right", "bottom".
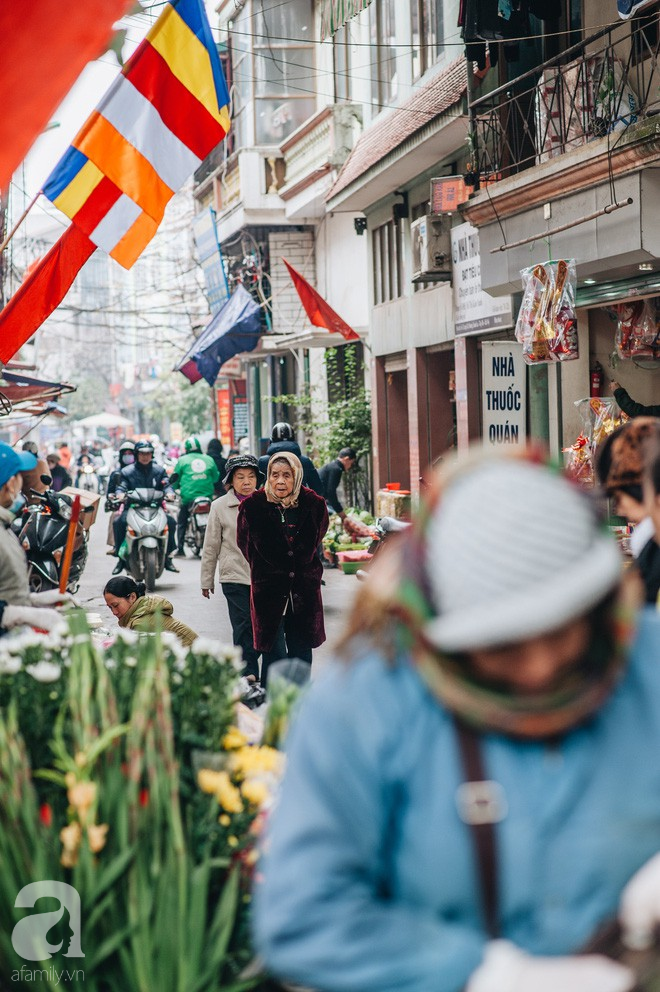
{"left": 452, "top": 222, "right": 513, "bottom": 335}
{"left": 481, "top": 341, "right": 526, "bottom": 448}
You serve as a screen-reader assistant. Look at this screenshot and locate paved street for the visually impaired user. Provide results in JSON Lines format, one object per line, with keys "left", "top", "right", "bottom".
{"left": 76, "top": 508, "right": 359, "bottom": 677}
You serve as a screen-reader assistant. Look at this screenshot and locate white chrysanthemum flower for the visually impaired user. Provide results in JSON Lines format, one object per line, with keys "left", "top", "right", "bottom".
{"left": 0, "top": 656, "right": 22, "bottom": 675}
{"left": 116, "top": 629, "right": 139, "bottom": 646}
{"left": 124, "top": 656, "right": 137, "bottom": 668}
{"left": 26, "top": 661, "right": 62, "bottom": 683}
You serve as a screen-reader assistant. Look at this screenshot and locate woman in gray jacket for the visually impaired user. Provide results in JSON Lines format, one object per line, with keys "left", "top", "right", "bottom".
{"left": 200, "top": 455, "right": 262, "bottom": 680}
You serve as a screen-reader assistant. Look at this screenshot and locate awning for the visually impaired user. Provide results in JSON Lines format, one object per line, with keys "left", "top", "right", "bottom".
{"left": 321, "top": 0, "right": 374, "bottom": 39}
{"left": 0, "top": 371, "right": 76, "bottom": 417}
{"left": 175, "top": 284, "right": 262, "bottom": 387}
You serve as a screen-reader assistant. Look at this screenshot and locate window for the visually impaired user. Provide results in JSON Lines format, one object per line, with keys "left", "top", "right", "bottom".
{"left": 230, "top": 6, "right": 252, "bottom": 151}
{"left": 372, "top": 219, "right": 403, "bottom": 305}
{"left": 411, "top": 0, "right": 444, "bottom": 79}
{"left": 333, "top": 24, "right": 352, "bottom": 102}
{"left": 229, "top": 0, "right": 316, "bottom": 148}
{"left": 253, "top": 0, "right": 315, "bottom": 144}
{"left": 370, "top": 0, "right": 398, "bottom": 108}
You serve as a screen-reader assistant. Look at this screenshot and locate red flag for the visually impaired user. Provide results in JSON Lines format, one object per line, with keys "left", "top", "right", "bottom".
{"left": 0, "top": 227, "right": 95, "bottom": 364}
{"left": 0, "top": 0, "right": 134, "bottom": 192}
{"left": 282, "top": 259, "right": 360, "bottom": 341}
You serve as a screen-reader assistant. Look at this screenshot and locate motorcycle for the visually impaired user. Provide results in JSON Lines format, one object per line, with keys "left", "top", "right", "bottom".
{"left": 185, "top": 495, "right": 212, "bottom": 556}
{"left": 356, "top": 516, "right": 411, "bottom": 582}
{"left": 111, "top": 487, "right": 169, "bottom": 592}
{"left": 76, "top": 462, "right": 100, "bottom": 494}
{"left": 15, "top": 478, "right": 92, "bottom": 594}
{"left": 169, "top": 472, "right": 212, "bottom": 558}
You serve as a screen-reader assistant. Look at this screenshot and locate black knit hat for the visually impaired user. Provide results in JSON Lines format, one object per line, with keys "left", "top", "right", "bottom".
{"left": 223, "top": 455, "right": 263, "bottom": 487}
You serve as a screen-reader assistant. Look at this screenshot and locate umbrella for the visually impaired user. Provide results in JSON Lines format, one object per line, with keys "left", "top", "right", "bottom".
{"left": 74, "top": 412, "right": 132, "bottom": 429}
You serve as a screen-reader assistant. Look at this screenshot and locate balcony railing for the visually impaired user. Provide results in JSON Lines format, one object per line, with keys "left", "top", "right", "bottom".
{"left": 469, "top": 13, "right": 660, "bottom": 182}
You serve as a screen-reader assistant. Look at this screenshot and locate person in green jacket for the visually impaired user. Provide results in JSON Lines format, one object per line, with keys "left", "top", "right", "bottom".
{"left": 611, "top": 380, "right": 660, "bottom": 418}
{"left": 103, "top": 575, "right": 197, "bottom": 646}
{"left": 172, "top": 436, "right": 220, "bottom": 556}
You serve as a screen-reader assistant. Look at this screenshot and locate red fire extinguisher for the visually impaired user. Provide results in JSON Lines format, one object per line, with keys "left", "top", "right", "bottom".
{"left": 590, "top": 361, "right": 604, "bottom": 398}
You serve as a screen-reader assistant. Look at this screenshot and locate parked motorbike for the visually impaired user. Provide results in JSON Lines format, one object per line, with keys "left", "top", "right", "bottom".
{"left": 356, "top": 516, "right": 411, "bottom": 582}
{"left": 110, "top": 487, "right": 169, "bottom": 592}
{"left": 15, "top": 478, "right": 92, "bottom": 594}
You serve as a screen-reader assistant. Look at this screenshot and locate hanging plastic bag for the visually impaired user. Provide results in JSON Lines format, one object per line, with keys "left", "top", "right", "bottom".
{"left": 566, "top": 398, "right": 629, "bottom": 488}
{"left": 612, "top": 300, "right": 660, "bottom": 360}
{"left": 563, "top": 433, "right": 595, "bottom": 488}
{"left": 515, "top": 259, "right": 579, "bottom": 365}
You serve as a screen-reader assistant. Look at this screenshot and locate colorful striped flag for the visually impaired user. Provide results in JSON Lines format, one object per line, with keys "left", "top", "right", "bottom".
{"left": 42, "top": 0, "right": 230, "bottom": 269}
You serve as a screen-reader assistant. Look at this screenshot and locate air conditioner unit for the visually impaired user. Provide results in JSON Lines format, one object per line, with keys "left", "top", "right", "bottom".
{"left": 410, "top": 215, "right": 452, "bottom": 283}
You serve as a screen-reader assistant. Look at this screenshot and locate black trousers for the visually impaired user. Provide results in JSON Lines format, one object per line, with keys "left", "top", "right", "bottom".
{"left": 261, "top": 610, "right": 312, "bottom": 688}
{"left": 221, "top": 582, "right": 260, "bottom": 680}
{"left": 177, "top": 502, "right": 190, "bottom": 552}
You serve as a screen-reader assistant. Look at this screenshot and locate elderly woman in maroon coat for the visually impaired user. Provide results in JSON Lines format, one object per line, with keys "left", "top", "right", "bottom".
{"left": 237, "top": 451, "right": 328, "bottom": 686}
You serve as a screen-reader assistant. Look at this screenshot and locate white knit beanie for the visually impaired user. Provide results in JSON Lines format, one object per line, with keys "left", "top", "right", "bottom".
{"left": 424, "top": 459, "right": 622, "bottom": 652}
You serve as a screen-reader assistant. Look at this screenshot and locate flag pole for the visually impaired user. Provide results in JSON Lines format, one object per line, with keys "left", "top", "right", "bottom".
{"left": 0, "top": 191, "right": 41, "bottom": 254}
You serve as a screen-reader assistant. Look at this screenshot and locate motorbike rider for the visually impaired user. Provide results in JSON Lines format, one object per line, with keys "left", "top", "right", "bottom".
{"left": 104, "top": 440, "right": 136, "bottom": 555}
{"left": 172, "top": 436, "right": 219, "bottom": 556}
{"left": 20, "top": 440, "right": 51, "bottom": 505}
{"left": 258, "top": 422, "right": 323, "bottom": 496}
{"left": 0, "top": 442, "right": 70, "bottom": 634}
{"left": 45, "top": 451, "right": 72, "bottom": 493}
{"left": 112, "top": 440, "right": 178, "bottom": 574}
{"left": 75, "top": 454, "right": 100, "bottom": 493}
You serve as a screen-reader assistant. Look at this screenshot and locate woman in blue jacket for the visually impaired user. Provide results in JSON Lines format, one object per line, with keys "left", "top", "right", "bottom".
{"left": 254, "top": 452, "right": 660, "bottom": 992}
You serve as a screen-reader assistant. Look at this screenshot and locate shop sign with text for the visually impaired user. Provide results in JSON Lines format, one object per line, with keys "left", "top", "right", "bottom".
{"left": 481, "top": 341, "right": 526, "bottom": 448}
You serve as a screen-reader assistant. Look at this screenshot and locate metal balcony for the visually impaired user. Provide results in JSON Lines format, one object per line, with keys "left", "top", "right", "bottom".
{"left": 469, "top": 12, "right": 660, "bottom": 183}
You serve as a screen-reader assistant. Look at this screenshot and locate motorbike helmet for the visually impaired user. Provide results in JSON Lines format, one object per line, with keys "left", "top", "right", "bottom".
{"left": 119, "top": 440, "right": 135, "bottom": 465}
{"left": 134, "top": 440, "right": 154, "bottom": 455}
{"left": 271, "top": 422, "right": 294, "bottom": 442}
{"left": 184, "top": 436, "right": 202, "bottom": 454}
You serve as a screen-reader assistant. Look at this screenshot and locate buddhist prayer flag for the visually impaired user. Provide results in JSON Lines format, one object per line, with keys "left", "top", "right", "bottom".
{"left": 42, "top": 0, "right": 230, "bottom": 269}
{"left": 0, "top": 0, "right": 231, "bottom": 367}
{"left": 282, "top": 259, "right": 360, "bottom": 341}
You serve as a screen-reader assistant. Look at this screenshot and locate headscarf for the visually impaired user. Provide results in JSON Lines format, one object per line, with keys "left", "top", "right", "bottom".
{"left": 338, "top": 450, "right": 636, "bottom": 740}
{"left": 265, "top": 451, "right": 303, "bottom": 509}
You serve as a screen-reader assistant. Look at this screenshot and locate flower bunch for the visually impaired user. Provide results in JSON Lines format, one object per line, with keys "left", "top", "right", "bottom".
{"left": 0, "top": 610, "right": 274, "bottom": 991}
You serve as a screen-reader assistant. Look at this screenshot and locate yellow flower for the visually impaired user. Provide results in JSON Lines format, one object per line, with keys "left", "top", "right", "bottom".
{"left": 197, "top": 769, "right": 225, "bottom": 795}
{"left": 227, "top": 835, "right": 239, "bottom": 847}
{"left": 87, "top": 822, "right": 109, "bottom": 854}
{"left": 229, "top": 745, "right": 284, "bottom": 780}
{"left": 215, "top": 771, "right": 244, "bottom": 814}
{"left": 218, "top": 814, "right": 231, "bottom": 827}
{"left": 222, "top": 727, "right": 248, "bottom": 751}
{"left": 60, "top": 821, "right": 82, "bottom": 868}
{"left": 67, "top": 780, "right": 96, "bottom": 823}
{"left": 64, "top": 771, "right": 76, "bottom": 789}
{"left": 74, "top": 751, "right": 87, "bottom": 768}
{"left": 241, "top": 779, "right": 269, "bottom": 809}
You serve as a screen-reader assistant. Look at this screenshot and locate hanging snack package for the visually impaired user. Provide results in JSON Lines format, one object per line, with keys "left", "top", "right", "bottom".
{"left": 563, "top": 433, "right": 595, "bottom": 488}
{"left": 613, "top": 300, "right": 660, "bottom": 360}
{"left": 575, "top": 396, "right": 629, "bottom": 450}
{"left": 515, "top": 259, "right": 579, "bottom": 365}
